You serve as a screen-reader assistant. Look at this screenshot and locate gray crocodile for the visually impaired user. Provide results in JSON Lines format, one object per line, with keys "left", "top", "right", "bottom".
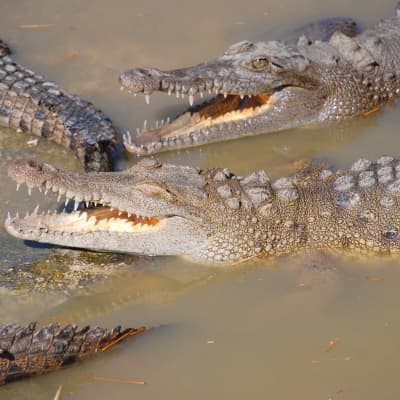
{"left": 0, "top": 39, "right": 120, "bottom": 172}
{"left": 0, "top": 16, "right": 361, "bottom": 171}
{"left": 120, "top": 7, "right": 400, "bottom": 155}
{"left": 0, "top": 322, "right": 145, "bottom": 385}
{"left": 5, "top": 155, "right": 400, "bottom": 264}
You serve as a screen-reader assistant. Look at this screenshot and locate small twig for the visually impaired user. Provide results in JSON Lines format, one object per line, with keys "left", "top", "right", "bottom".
{"left": 53, "top": 384, "right": 63, "bottom": 400}
{"left": 57, "top": 52, "right": 78, "bottom": 65}
{"left": 326, "top": 337, "right": 340, "bottom": 352}
{"left": 19, "top": 24, "right": 55, "bottom": 29}
{"left": 90, "top": 375, "right": 145, "bottom": 385}
{"left": 101, "top": 326, "right": 146, "bottom": 352}
{"left": 366, "top": 275, "right": 384, "bottom": 282}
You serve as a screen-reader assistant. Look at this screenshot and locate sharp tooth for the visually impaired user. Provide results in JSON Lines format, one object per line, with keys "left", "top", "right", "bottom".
{"left": 176, "top": 91, "right": 180, "bottom": 99}
{"left": 28, "top": 187, "right": 32, "bottom": 196}
{"left": 33, "top": 205, "right": 39, "bottom": 215}
{"left": 16, "top": 212, "right": 19, "bottom": 219}
{"left": 65, "top": 198, "right": 70, "bottom": 207}
{"left": 44, "top": 189, "right": 48, "bottom": 196}
{"left": 166, "top": 117, "right": 170, "bottom": 124}
{"left": 200, "top": 91, "right": 204, "bottom": 98}
{"left": 240, "top": 94, "right": 244, "bottom": 99}
{"left": 16, "top": 184, "right": 20, "bottom": 191}
{"left": 7, "top": 211, "right": 11, "bottom": 221}
{"left": 73, "top": 201, "right": 79, "bottom": 211}
{"left": 189, "top": 95, "right": 194, "bottom": 106}
{"left": 47, "top": 209, "right": 51, "bottom": 215}
{"left": 156, "top": 120, "right": 159, "bottom": 129}
{"left": 57, "top": 193, "right": 62, "bottom": 202}
{"left": 224, "top": 92, "right": 228, "bottom": 99}
{"left": 145, "top": 94, "right": 151, "bottom": 104}
{"left": 168, "top": 88, "right": 172, "bottom": 96}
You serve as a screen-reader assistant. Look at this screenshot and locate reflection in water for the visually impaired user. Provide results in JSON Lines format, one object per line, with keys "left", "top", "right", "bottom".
{"left": 1, "top": 0, "right": 400, "bottom": 399}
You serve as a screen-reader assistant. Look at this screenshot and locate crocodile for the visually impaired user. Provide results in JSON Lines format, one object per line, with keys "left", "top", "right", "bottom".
{"left": 0, "top": 39, "right": 120, "bottom": 172}
{"left": 5, "top": 155, "right": 400, "bottom": 264}
{"left": 0, "top": 321, "right": 145, "bottom": 385}
{"left": 0, "top": 16, "right": 361, "bottom": 171}
{"left": 120, "top": 7, "right": 400, "bottom": 155}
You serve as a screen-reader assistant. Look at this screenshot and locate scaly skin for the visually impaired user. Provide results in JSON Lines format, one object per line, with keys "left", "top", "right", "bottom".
{"left": 0, "top": 322, "right": 145, "bottom": 385}
{"left": 5, "top": 155, "right": 400, "bottom": 264}
{"left": 120, "top": 8, "right": 400, "bottom": 155}
{"left": 0, "top": 40, "right": 120, "bottom": 172}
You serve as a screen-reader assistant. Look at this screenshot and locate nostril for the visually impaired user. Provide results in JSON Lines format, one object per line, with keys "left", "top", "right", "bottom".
{"left": 119, "top": 68, "right": 162, "bottom": 93}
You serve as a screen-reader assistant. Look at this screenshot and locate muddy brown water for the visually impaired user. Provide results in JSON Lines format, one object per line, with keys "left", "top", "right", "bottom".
{"left": 1, "top": 0, "right": 400, "bottom": 398}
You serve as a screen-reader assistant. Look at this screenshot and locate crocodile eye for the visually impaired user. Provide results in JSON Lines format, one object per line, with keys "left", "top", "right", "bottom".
{"left": 251, "top": 57, "right": 268, "bottom": 70}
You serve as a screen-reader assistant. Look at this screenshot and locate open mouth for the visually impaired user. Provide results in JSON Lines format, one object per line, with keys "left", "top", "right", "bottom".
{"left": 5, "top": 159, "right": 207, "bottom": 257}
{"left": 5, "top": 162, "right": 163, "bottom": 237}
{"left": 119, "top": 70, "right": 275, "bottom": 154}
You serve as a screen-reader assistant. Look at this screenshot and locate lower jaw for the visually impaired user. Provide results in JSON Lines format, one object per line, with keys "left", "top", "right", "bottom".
{"left": 125, "top": 95, "right": 275, "bottom": 154}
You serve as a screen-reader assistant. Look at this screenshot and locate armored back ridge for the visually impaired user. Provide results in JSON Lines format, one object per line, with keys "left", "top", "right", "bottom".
{"left": 0, "top": 41, "right": 120, "bottom": 172}
{"left": 0, "top": 322, "right": 145, "bottom": 384}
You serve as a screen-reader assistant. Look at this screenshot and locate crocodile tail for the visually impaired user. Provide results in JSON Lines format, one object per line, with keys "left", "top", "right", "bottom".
{"left": 0, "top": 322, "right": 146, "bottom": 385}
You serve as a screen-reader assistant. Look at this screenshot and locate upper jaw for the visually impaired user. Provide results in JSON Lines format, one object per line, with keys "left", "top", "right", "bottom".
{"left": 7, "top": 158, "right": 206, "bottom": 219}
{"left": 119, "top": 63, "right": 278, "bottom": 101}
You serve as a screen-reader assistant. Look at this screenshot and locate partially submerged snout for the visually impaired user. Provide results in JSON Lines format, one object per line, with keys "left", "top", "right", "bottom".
{"left": 5, "top": 158, "right": 208, "bottom": 258}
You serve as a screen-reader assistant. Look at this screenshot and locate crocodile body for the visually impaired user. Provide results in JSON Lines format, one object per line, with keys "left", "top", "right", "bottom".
{"left": 120, "top": 8, "right": 400, "bottom": 155}
{"left": 6, "top": 155, "right": 400, "bottom": 264}
{"left": 0, "top": 322, "right": 145, "bottom": 385}
{"left": 0, "top": 40, "right": 120, "bottom": 172}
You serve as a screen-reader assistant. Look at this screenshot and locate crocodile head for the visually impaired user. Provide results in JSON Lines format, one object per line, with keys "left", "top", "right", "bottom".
{"left": 5, "top": 158, "right": 274, "bottom": 264}
{"left": 119, "top": 39, "right": 325, "bottom": 154}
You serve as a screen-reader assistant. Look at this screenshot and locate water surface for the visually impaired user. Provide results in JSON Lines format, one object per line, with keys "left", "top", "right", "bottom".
{"left": 1, "top": 0, "right": 400, "bottom": 399}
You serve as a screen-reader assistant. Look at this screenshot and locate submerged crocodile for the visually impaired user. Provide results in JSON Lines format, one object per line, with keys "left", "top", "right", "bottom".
{"left": 0, "top": 322, "right": 145, "bottom": 384}
{"left": 0, "top": 39, "right": 120, "bottom": 172}
{"left": 5, "top": 155, "right": 400, "bottom": 264}
{"left": 120, "top": 7, "right": 400, "bottom": 155}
